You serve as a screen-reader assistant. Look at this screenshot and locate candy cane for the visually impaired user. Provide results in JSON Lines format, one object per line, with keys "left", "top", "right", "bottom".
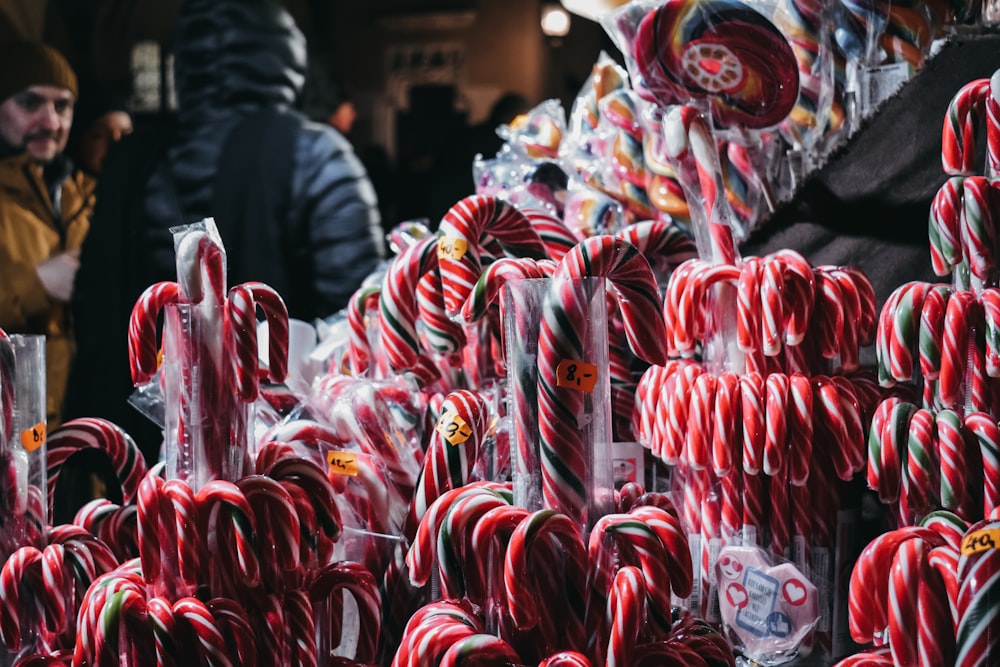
{"left": 346, "top": 285, "right": 381, "bottom": 376}
{"left": 128, "top": 281, "right": 181, "bottom": 385}
{"left": 435, "top": 489, "right": 510, "bottom": 602}
{"left": 888, "top": 536, "right": 926, "bottom": 666}
{"left": 438, "top": 195, "right": 548, "bottom": 316}
{"left": 965, "top": 412, "right": 1000, "bottom": 518}
{"left": 662, "top": 105, "right": 737, "bottom": 265}
{"left": 406, "top": 390, "right": 491, "bottom": 538}
{"left": 942, "top": 79, "right": 991, "bottom": 176}
{"left": 504, "top": 509, "right": 587, "bottom": 652}
{"left": 939, "top": 291, "right": 978, "bottom": 408}
{"left": 310, "top": 561, "right": 382, "bottom": 664}
{"left": 378, "top": 236, "right": 440, "bottom": 373}
{"left": 906, "top": 408, "right": 937, "bottom": 519}
{"left": 605, "top": 566, "right": 645, "bottom": 667}
{"left": 47, "top": 417, "right": 148, "bottom": 511}
{"left": 537, "top": 236, "right": 666, "bottom": 525}
{"left": 956, "top": 520, "right": 1000, "bottom": 666}
{"left": 960, "top": 177, "right": 997, "bottom": 285}
{"left": 226, "top": 282, "right": 289, "bottom": 401}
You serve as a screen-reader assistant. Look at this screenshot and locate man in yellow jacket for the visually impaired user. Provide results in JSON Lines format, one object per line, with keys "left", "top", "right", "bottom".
{"left": 0, "top": 43, "right": 94, "bottom": 428}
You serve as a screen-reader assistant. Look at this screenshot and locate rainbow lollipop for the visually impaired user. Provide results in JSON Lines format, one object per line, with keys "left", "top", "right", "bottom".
{"left": 634, "top": 0, "right": 799, "bottom": 130}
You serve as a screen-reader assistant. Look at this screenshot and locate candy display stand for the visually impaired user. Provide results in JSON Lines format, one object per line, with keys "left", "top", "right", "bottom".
{"left": 744, "top": 29, "right": 1000, "bottom": 309}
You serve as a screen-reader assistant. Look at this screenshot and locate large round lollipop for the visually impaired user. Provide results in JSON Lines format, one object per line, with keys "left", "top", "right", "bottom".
{"left": 634, "top": 0, "right": 799, "bottom": 130}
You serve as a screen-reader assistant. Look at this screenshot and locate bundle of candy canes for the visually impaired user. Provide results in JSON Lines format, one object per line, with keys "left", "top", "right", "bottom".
{"left": 822, "top": 71, "right": 1000, "bottom": 667}
{"left": 128, "top": 219, "right": 289, "bottom": 489}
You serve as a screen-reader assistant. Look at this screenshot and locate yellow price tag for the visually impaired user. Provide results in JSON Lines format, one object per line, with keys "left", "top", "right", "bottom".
{"left": 962, "top": 528, "right": 1000, "bottom": 557}
{"left": 556, "top": 359, "right": 598, "bottom": 393}
{"left": 326, "top": 451, "right": 359, "bottom": 477}
{"left": 437, "top": 237, "right": 468, "bottom": 261}
{"left": 436, "top": 411, "right": 473, "bottom": 446}
{"left": 20, "top": 422, "right": 46, "bottom": 453}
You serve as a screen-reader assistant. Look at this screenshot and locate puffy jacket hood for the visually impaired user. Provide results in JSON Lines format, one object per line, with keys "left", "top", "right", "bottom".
{"left": 172, "top": 0, "right": 307, "bottom": 123}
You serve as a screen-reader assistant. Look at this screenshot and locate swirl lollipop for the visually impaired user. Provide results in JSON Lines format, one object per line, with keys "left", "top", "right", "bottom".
{"left": 634, "top": 0, "right": 799, "bottom": 130}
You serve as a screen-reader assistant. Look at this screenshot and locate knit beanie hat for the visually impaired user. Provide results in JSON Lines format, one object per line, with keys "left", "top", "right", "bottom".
{"left": 0, "top": 42, "right": 78, "bottom": 103}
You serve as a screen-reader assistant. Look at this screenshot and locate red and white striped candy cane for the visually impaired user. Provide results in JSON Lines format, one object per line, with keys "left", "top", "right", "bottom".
{"left": 677, "top": 263, "right": 739, "bottom": 355}
{"left": 943, "top": 78, "right": 991, "bottom": 176}
{"left": 128, "top": 281, "right": 181, "bottom": 385}
{"left": 435, "top": 489, "right": 510, "bottom": 602}
{"left": 539, "top": 652, "right": 593, "bottom": 667}
{"left": 740, "top": 372, "right": 765, "bottom": 476}
{"left": 406, "top": 484, "right": 507, "bottom": 587}
{"left": 937, "top": 409, "right": 967, "bottom": 512}
{"left": 906, "top": 408, "right": 938, "bottom": 519}
{"left": 538, "top": 236, "right": 666, "bottom": 525}
{"left": 956, "top": 519, "right": 1000, "bottom": 666}
{"left": 615, "top": 219, "right": 698, "bottom": 281}
{"left": 736, "top": 256, "right": 762, "bottom": 354}
{"left": 226, "top": 281, "right": 289, "bottom": 401}
{"left": 310, "top": 560, "right": 382, "bottom": 664}
{"left": 346, "top": 285, "right": 381, "bottom": 376}
{"left": 981, "top": 287, "right": 1000, "bottom": 377}
{"left": 172, "top": 597, "right": 232, "bottom": 667}
{"left": 406, "top": 389, "right": 490, "bottom": 538}
{"left": 930, "top": 177, "right": 967, "bottom": 277}
{"left": 195, "top": 480, "right": 260, "bottom": 595}
{"left": 47, "top": 417, "right": 148, "bottom": 512}
{"left": 880, "top": 401, "right": 917, "bottom": 505}
{"left": 712, "top": 371, "right": 740, "bottom": 477}
{"left": 965, "top": 412, "right": 1000, "bottom": 518}
{"left": 938, "top": 290, "right": 978, "bottom": 409}
{"left": 685, "top": 371, "right": 717, "bottom": 470}
{"left": 0, "top": 545, "right": 42, "bottom": 650}
{"left": 378, "top": 236, "right": 440, "bottom": 373}
{"left": 439, "top": 634, "right": 523, "bottom": 667}
{"left": 888, "top": 536, "right": 927, "bottom": 665}
{"left": 919, "top": 285, "right": 952, "bottom": 381}
{"left": 787, "top": 373, "right": 813, "bottom": 486}
{"left": 235, "top": 475, "right": 301, "bottom": 590}
{"left": 504, "top": 509, "right": 587, "bottom": 652}
{"left": 764, "top": 373, "right": 790, "bottom": 477}
{"left": 662, "top": 105, "right": 738, "bottom": 265}
{"left": 915, "top": 543, "right": 958, "bottom": 666}
{"left": 605, "top": 565, "right": 646, "bottom": 667}
{"left": 960, "top": 176, "right": 998, "bottom": 286}
{"left": 813, "top": 376, "right": 854, "bottom": 481}
{"left": 438, "top": 195, "right": 548, "bottom": 316}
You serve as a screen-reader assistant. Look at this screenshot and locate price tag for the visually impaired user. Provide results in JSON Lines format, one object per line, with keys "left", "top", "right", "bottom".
{"left": 436, "top": 411, "right": 473, "bottom": 446}
{"left": 20, "top": 422, "right": 46, "bottom": 452}
{"left": 437, "top": 237, "right": 468, "bottom": 261}
{"left": 326, "top": 451, "right": 359, "bottom": 476}
{"left": 962, "top": 528, "right": 1000, "bottom": 557}
{"left": 556, "top": 359, "right": 598, "bottom": 392}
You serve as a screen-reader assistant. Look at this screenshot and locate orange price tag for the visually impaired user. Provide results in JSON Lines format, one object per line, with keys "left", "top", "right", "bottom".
{"left": 961, "top": 528, "right": 1000, "bottom": 557}
{"left": 436, "top": 411, "right": 473, "bottom": 446}
{"left": 20, "top": 421, "right": 46, "bottom": 453}
{"left": 556, "top": 359, "right": 598, "bottom": 392}
{"left": 437, "top": 237, "right": 468, "bottom": 261}
{"left": 326, "top": 451, "right": 359, "bottom": 477}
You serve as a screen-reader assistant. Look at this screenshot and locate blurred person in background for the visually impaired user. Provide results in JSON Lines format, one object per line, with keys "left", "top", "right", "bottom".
{"left": 66, "top": 0, "right": 385, "bottom": 462}
{"left": 71, "top": 89, "right": 133, "bottom": 176}
{"left": 0, "top": 42, "right": 94, "bottom": 428}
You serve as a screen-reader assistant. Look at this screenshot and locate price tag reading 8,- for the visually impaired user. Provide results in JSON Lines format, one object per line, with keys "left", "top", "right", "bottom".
{"left": 436, "top": 411, "right": 473, "bottom": 446}
{"left": 556, "top": 359, "right": 598, "bottom": 393}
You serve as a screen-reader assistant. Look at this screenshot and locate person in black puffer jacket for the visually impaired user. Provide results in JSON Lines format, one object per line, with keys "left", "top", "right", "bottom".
{"left": 64, "top": 0, "right": 385, "bottom": 467}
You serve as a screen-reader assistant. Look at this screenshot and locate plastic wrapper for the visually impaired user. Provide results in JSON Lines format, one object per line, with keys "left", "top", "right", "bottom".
{"left": 716, "top": 542, "right": 821, "bottom": 664}
{"left": 563, "top": 177, "right": 628, "bottom": 238}
{"left": 606, "top": 0, "right": 800, "bottom": 131}
{"left": 503, "top": 276, "right": 615, "bottom": 531}
{"left": 497, "top": 99, "right": 567, "bottom": 161}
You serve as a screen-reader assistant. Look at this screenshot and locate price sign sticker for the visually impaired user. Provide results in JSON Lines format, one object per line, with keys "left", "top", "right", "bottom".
{"left": 436, "top": 411, "right": 473, "bottom": 446}
{"left": 556, "top": 359, "right": 598, "bottom": 392}
{"left": 962, "top": 528, "right": 1000, "bottom": 557}
{"left": 20, "top": 422, "right": 46, "bottom": 453}
{"left": 437, "top": 237, "right": 468, "bottom": 261}
{"left": 326, "top": 451, "right": 359, "bottom": 476}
